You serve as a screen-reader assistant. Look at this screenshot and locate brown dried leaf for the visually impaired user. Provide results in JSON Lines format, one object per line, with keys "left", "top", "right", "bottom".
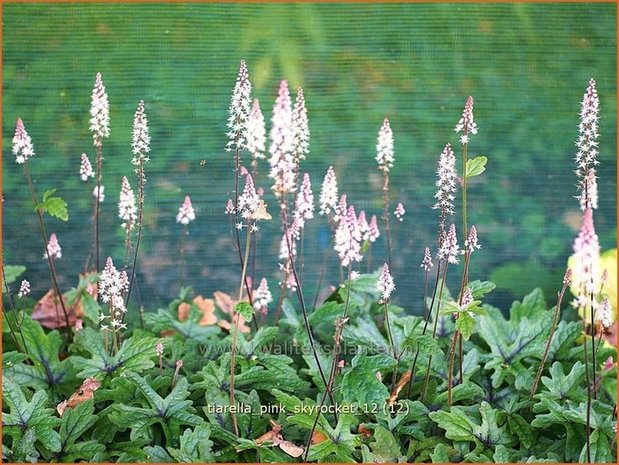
{"left": 388, "top": 370, "right": 412, "bottom": 407}
{"left": 56, "top": 377, "right": 101, "bottom": 416}
{"left": 279, "top": 441, "right": 304, "bottom": 458}
{"left": 358, "top": 423, "right": 373, "bottom": 438}
{"left": 194, "top": 295, "right": 217, "bottom": 326}
{"left": 311, "top": 430, "right": 328, "bottom": 445}
{"left": 32, "top": 290, "right": 81, "bottom": 329}
{"left": 214, "top": 291, "right": 251, "bottom": 334}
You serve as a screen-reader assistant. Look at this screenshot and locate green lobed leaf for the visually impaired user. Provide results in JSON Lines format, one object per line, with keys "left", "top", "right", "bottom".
{"left": 235, "top": 301, "right": 254, "bottom": 322}
{"left": 455, "top": 312, "right": 477, "bottom": 340}
{"left": 465, "top": 155, "right": 487, "bottom": 178}
{"left": 3, "top": 264, "right": 26, "bottom": 285}
{"left": 341, "top": 352, "right": 396, "bottom": 408}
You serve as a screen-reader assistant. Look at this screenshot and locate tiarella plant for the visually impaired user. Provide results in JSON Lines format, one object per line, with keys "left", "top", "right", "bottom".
{"left": 2, "top": 67, "right": 615, "bottom": 465}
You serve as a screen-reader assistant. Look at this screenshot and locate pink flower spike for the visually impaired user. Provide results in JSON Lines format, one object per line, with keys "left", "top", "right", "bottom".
{"left": 357, "top": 211, "right": 369, "bottom": 241}
{"left": 460, "top": 286, "right": 474, "bottom": 307}
{"left": 253, "top": 277, "right": 273, "bottom": 312}
{"left": 319, "top": 166, "right": 339, "bottom": 216}
{"left": 377, "top": 263, "right": 395, "bottom": 303}
{"left": 433, "top": 143, "right": 458, "bottom": 216}
{"left": 292, "top": 87, "right": 310, "bottom": 161}
{"left": 438, "top": 223, "right": 460, "bottom": 265}
{"left": 334, "top": 203, "right": 363, "bottom": 267}
{"left": 79, "top": 153, "right": 95, "bottom": 181}
{"left": 421, "top": 247, "right": 433, "bottom": 271}
{"left": 13, "top": 118, "right": 35, "bottom": 164}
{"left": 376, "top": 118, "right": 394, "bottom": 172}
{"left": 464, "top": 225, "right": 481, "bottom": 254}
{"left": 294, "top": 172, "right": 314, "bottom": 227}
{"left": 599, "top": 297, "right": 612, "bottom": 330}
{"left": 131, "top": 100, "right": 151, "bottom": 164}
{"left": 225, "top": 198, "right": 235, "bottom": 215}
{"left": 89, "top": 73, "right": 110, "bottom": 148}
{"left": 268, "top": 80, "right": 296, "bottom": 198}
{"left": 44, "top": 233, "right": 62, "bottom": 260}
{"left": 454, "top": 96, "right": 478, "bottom": 142}
{"left": 238, "top": 174, "right": 259, "bottom": 220}
{"left": 572, "top": 208, "right": 600, "bottom": 300}
{"left": 18, "top": 280, "right": 31, "bottom": 298}
{"left": 247, "top": 98, "right": 266, "bottom": 161}
{"left": 176, "top": 195, "right": 196, "bottom": 225}
{"left": 118, "top": 176, "right": 137, "bottom": 231}
{"left": 368, "top": 215, "right": 380, "bottom": 243}
{"left": 226, "top": 60, "right": 252, "bottom": 152}
{"left": 156, "top": 341, "right": 164, "bottom": 357}
{"left": 394, "top": 202, "right": 405, "bottom": 222}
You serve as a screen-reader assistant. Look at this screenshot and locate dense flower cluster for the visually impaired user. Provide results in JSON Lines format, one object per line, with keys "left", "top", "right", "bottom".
{"left": 454, "top": 96, "right": 478, "bottom": 145}
{"left": 13, "top": 118, "right": 35, "bottom": 164}
{"left": 437, "top": 223, "right": 460, "bottom": 265}
{"left": 80, "top": 153, "right": 95, "bottom": 182}
{"left": 460, "top": 286, "right": 474, "bottom": 307}
{"left": 599, "top": 296, "right": 612, "bottom": 330}
{"left": 131, "top": 100, "right": 151, "bottom": 165}
{"left": 226, "top": 60, "right": 252, "bottom": 153}
{"left": 291, "top": 88, "right": 310, "bottom": 161}
{"left": 89, "top": 73, "right": 110, "bottom": 148}
{"left": 319, "top": 166, "right": 339, "bottom": 217}
{"left": 334, "top": 204, "right": 363, "bottom": 267}
{"left": 433, "top": 143, "right": 458, "bottom": 216}
{"left": 238, "top": 174, "right": 260, "bottom": 222}
{"left": 98, "top": 257, "right": 129, "bottom": 331}
{"left": 394, "top": 202, "right": 405, "bottom": 222}
{"left": 118, "top": 177, "right": 137, "bottom": 231}
{"left": 246, "top": 98, "right": 266, "bottom": 163}
{"left": 368, "top": 215, "right": 380, "bottom": 242}
{"left": 376, "top": 118, "right": 394, "bottom": 172}
{"left": 294, "top": 173, "right": 314, "bottom": 227}
{"left": 421, "top": 247, "right": 433, "bottom": 271}
{"left": 377, "top": 263, "right": 395, "bottom": 303}
{"left": 176, "top": 195, "right": 196, "bottom": 225}
{"left": 268, "top": 80, "right": 296, "bottom": 198}
{"left": 18, "top": 280, "right": 31, "bottom": 298}
{"left": 571, "top": 208, "right": 600, "bottom": 307}
{"left": 253, "top": 278, "right": 273, "bottom": 314}
{"left": 575, "top": 78, "right": 600, "bottom": 211}
{"left": 464, "top": 225, "right": 481, "bottom": 254}
{"left": 44, "top": 233, "right": 62, "bottom": 260}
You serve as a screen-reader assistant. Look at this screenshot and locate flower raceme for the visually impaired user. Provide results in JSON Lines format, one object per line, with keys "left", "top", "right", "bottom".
{"left": 92, "top": 185, "right": 105, "bottom": 202}
{"left": 464, "top": 225, "right": 481, "bottom": 254}
{"left": 454, "top": 96, "right": 478, "bottom": 145}
{"left": 44, "top": 233, "right": 62, "bottom": 260}
{"left": 253, "top": 277, "right": 273, "bottom": 314}
{"left": 438, "top": 223, "right": 460, "bottom": 265}
{"left": 89, "top": 73, "right": 110, "bottom": 148}
{"left": 294, "top": 173, "right": 314, "bottom": 227}
{"left": 377, "top": 263, "right": 395, "bottom": 303}
{"left": 319, "top": 166, "right": 339, "bottom": 217}
{"left": 247, "top": 98, "right": 266, "bottom": 163}
{"left": 269, "top": 80, "right": 296, "bottom": 198}
{"left": 576, "top": 79, "right": 600, "bottom": 211}
{"left": 571, "top": 208, "right": 601, "bottom": 306}
{"left": 18, "top": 280, "right": 31, "bottom": 298}
{"left": 118, "top": 176, "right": 138, "bottom": 231}
{"left": 13, "top": 118, "right": 35, "bottom": 164}
{"left": 99, "top": 257, "right": 129, "bottom": 330}
{"left": 80, "top": 153, "right": 95, "bottom": 182}
{"left": 368, "top": 215, "right": 380, "bottom": 243}
{"left": 334, "top": 204, "right": 363, "bottom": 267}
{"left": 394, "top": 202, "right": 405, "bottom": 222}
{"left": 131, "top": 100, "right": 151, "bottom": 166}
{"left": 291, "top": 87, "right": 310, "bottom": 162}
{"left": 238, "top": 174, "right": 260, "bottom": 222}
{"left": 433, "top": 143, "right": 458, "bottom": 217}
{"left": 376, "top": 118, "right": 394, "bottom": 172}
{"left": 421, "top": 247, "right": 433, "bottom": 271}
{"left": 226, "top": 60, "right": 252, "bottom": 153}
{"left": 176, "top": 195, "right": 196, "bottom": 225}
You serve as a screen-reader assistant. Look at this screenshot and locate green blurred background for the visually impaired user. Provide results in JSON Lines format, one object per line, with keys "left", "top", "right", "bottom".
{"left": 3, "top": 3, "right": 616, "bottom": 314}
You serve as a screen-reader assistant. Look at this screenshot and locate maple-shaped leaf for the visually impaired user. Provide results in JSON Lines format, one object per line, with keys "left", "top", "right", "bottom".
{"left": 56, "top": 400, "right": 105, "bottom": 462}
{"left": 2, "top": 377, "right": 62, "bottom": 455}
{"left": 70, "top": 328, "right": 157, "bottom": 379}
{"left": 3, "top": 316, "right": 75, "bottom": 392}
{"left": 108, "top": 372, "right": 203, "bottom": 447}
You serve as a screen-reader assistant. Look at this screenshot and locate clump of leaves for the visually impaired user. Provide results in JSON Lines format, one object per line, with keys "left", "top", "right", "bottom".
{"left": 2, "top": 284, "right": 616, "bottom": 463}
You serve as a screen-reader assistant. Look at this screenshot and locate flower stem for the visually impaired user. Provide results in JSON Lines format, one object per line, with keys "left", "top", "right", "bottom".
{"left": 229, "top": 227, "right": 252, "bottom": 436}
{"left": 382, "top": 172, "right": 393, "bottom": 268}
{"left": 530, "top": 279, "right": 569, "bottom": 399}
{"left": 24, "top": 163, "right": 72, "bottom": 339}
